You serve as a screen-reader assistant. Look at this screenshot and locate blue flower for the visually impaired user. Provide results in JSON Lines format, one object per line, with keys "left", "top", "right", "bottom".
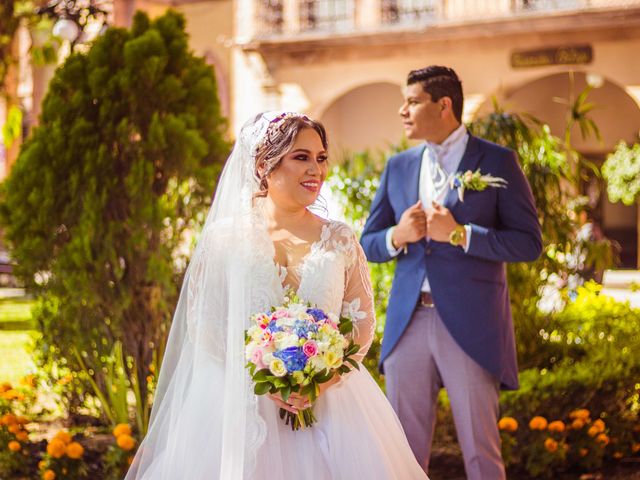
{"left": 452, "top": 177, "right": 462, "bottom": 189}
{"left": 267, "top": 320, "right": 284, "bottom": 333}
{"left": 307, "top": 308, "right": 328, "bottom": 322}
{"left": 274, "top": 347, "right": 308, "bottom": 372}
{"left": 292, "top": 320, "right": 319, "bottom": 338}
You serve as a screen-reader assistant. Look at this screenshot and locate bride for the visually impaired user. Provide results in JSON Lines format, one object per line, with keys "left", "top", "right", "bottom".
{"left": 125, "top": 112, "right": 428, "bottom": 479}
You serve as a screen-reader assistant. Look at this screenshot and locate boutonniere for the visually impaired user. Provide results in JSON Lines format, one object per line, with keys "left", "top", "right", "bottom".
{"left": 450, "top": 169, "right": 507, "bottom": 202}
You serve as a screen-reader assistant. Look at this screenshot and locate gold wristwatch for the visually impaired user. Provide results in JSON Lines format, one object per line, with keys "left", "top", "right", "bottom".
{"left": 449, "top": 224, "right": 466, "bottom": 247}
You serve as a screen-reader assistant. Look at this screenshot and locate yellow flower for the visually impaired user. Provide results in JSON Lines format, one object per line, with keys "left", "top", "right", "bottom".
{"left": 112, "top": 423, "right": 132, "bottom": 438}
{"left": 117, "top": 434, "right": 136, "bottom": 451}
{"left": 498, "top": 417, "right": 518, "bottom": 432}
{"left": 8, "top": 440, "right": 21, "bottom": 452}
{"left": 15, "top": 431, "right": 28, "bottom": 442}
{"left": 592, "top": 419, "right": 606, "bottom": 433}
{"left": 269, "top": 359, "right": 287, "bottom": 377}
{"left": 569, "top": 409, "right": 590, "bottom": 420}
{"left": 529, "top": 416, "right": 548, "bottom": 431}
{"left": 38, "top": 460, "right": 46, "bottom": 470}
{"left": 47, "top": 438, "right": 67, "bottom": 458}
{"left": 544, "top": 438, "right": 558, "bottom": 452}
{"left": 579, "top": 448, "right": 589, "bottom": 457}
{"left": 596, "top": 433, "right": 610, "bottom": 447}
{"left": 54, "top": 430, "right": 72, "bottom": 444}
{"left": 66, "top": 441, "right": 84, "bottom": 459}
{"left": 323, "top": 351, "right": 343, "bottom": 369}
{"left": 571, "top": 418, "right": 585, "bottom": 430}
{"left": 548, "top": 420, "right": 565, "bottom": 433}
{"left": 43, "top": 469, "right": 56, "bottom": 480}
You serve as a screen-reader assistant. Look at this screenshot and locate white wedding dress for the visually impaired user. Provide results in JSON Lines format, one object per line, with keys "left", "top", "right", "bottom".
{"left": 125, "top": 111, "right": 428, "bottom": 480}
{"left": 252, "top": 219, "right": 428, "bottom": 479}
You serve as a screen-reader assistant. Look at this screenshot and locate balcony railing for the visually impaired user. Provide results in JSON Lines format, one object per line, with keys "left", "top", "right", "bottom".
{"left": 254, "top": 0, "right": 640, "bottom": 38}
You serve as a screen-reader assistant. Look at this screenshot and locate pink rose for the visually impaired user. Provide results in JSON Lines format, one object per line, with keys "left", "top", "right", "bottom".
{"left": 251, "top": 348, "right": 265, "bottom": 368}
{"left": 302, "top": 340, "right": 318, "bottom": 358}
{"left": 272, "top": 310, "right": 287, "bottom": 319}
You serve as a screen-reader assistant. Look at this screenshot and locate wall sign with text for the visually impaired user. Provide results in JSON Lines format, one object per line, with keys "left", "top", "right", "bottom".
{"left": 511, "top": 45, "right": 593, "bottom": 68}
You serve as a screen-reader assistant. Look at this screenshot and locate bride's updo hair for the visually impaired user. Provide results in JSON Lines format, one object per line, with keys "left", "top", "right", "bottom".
{"left": 254, "top": 113, "right": 328, "bottom": 198}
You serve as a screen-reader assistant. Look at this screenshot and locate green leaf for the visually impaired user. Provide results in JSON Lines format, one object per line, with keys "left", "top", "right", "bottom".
{"left": 339, "top": 318, "right": 353, "bottom": 335}
{"left": 253, "top": 369, "right": 272, "bottom": 383}
{"left": 254, "top": 382, "right": 271, "bottom": 396}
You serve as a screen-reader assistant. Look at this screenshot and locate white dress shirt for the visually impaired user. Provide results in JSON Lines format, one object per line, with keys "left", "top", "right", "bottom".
{"left": 385, "top": 124, "right": 472, "bottom": 292}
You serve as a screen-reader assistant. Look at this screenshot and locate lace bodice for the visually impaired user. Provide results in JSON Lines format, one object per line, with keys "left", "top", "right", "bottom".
{"left": 251, "top": 220, "right": 376, "bottom": 361}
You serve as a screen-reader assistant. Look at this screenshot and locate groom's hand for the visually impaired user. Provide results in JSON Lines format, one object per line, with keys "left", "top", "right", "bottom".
{"left": 427, "top": 202, "right": 460, "bottom": 243}
{"left": 392, "top": 200, "right": 427, "bottom": 248}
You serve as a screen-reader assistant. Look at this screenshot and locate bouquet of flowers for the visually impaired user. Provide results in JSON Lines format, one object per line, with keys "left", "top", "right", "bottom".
{"left": 245, "top": 291, "right": 360, "bottom": 430}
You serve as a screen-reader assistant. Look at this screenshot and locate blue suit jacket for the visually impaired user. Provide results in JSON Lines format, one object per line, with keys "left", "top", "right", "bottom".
{"left": 360, "top": 135, "right": 542, "bottom": 390}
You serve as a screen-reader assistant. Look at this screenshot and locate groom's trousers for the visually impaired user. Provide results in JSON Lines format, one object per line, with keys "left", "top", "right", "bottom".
{"left": 384, "top": 304, "right": 506, "bottom": 480}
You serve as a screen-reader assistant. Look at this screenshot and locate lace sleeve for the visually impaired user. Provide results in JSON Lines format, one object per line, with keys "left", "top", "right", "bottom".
{"left": 341, "top": 230, "right": 376, "bottom": 363}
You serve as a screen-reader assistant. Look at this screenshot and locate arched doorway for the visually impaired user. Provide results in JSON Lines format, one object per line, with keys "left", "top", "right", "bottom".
{"left": 319, "top": 82, "right": 404, "bottom": 161}
{"left": 477, "top": 72, "right": 640, "bottom": 268}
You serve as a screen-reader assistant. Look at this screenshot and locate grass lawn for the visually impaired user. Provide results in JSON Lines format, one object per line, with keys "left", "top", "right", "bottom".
{"left": 0, "top": 296, "right": 38, "bottom": 385}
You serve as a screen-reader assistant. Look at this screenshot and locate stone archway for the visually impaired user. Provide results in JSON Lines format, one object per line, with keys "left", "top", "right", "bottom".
{"left": 319, "top": 82, "right": 404, "bottom": 161}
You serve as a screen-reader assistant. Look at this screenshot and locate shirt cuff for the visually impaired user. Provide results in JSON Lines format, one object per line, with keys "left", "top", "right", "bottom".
{"left": 463, "top": 224, "right": 472, "bottom": 252}
{"left": 386, "top": 227, "right": 403, "bottom": 257}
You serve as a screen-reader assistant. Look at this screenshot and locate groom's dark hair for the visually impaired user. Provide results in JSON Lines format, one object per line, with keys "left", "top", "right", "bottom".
{"left": 407, "top": 66, "right": 464, "bottom": 123}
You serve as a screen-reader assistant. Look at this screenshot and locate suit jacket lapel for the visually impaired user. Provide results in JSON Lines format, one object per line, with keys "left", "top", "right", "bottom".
{"left": 405, "top": 145, "right": 425, "bottom": 207}
{"left": 444, "top": 135, "right": 483, "bottom": 209}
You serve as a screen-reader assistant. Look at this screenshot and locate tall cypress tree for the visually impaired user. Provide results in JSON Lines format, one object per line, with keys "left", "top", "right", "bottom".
{"left": 0, "top": 10, "right": 228, "bottom": 404}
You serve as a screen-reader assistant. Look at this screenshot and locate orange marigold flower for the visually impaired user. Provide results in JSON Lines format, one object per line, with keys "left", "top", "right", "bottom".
{"left": 20, "top": 375, "right": 36, "bottom": 388}
{"left": 571, "top": 418, "right": 585, "bottom": 430}
{"left": 2, "top": 413, "right": 18, "bottom": 426}
{"left": 544, "top": 438, "right": 558, "bottom": 453}
{"left": 117, "top": 434, "right": 136, "bottom": 451}
{"left": 548, "top": 421, "right": 565, "bottom": 433}
{"left": 632, "top": 443, "right": 640, "bottom": 453}
{"left": 498, "top": 417, "right": 518, "bottom": 432}
{"left": 113, "top": 423, "right": 132, "bottom": 438}
{"left": 54, "top": 431, "right": 72, "bottom": 444}
{"left": 592, "top": 419, "right": 606, "bottom": 433}
{"left": 46, "top": 438, "right": 67, "bottom": 458}
{"left": 569, "top": 409, "right": 590, "bottom": 420}
{"left": 3, "top": 389, "right": 19, "bottom": 400}
{"left": 579, "top": 448, "right": 589, "bottom": 457}
{"left": 66, "top": 442, "right": 84, "bottom": 459}
{"left": 15, "top": 431, "right": 28, "bottom": 442}
{"left": 596, "top": 433, "right": 610, "bottom": 447}
{"left": 8, "top": 441, "right": 21, "bottom": 452}
{"left": 588, "top": 426, "right": 599, "bottom": 437}
{"left": 613, "top": 451, "right": 623, "bottom": 459}
{"left": 8, "top": 424, "right": 21, "bottom": 434}
{"left": 0, "top": 382, "right": 12, "bottom": 393}
{"left": 529, "top": 416, "right": 548, "bottom": 431}
{"left": 43, "top": 469, "right": 56, "bottom": 480}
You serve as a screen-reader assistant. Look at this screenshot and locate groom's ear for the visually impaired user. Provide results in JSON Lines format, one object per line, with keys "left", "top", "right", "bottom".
{"left": 439, "top": 97, "right": 453, "bottom": 116}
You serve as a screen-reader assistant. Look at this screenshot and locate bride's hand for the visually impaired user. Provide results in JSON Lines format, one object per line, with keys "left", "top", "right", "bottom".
{"left": 267, "top": 392, "right": 311, "bottom": 413}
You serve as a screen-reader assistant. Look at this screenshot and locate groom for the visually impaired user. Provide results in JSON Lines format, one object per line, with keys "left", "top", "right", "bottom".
{"left": 360, "top": 66, "right": 542, "bottom": 479}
